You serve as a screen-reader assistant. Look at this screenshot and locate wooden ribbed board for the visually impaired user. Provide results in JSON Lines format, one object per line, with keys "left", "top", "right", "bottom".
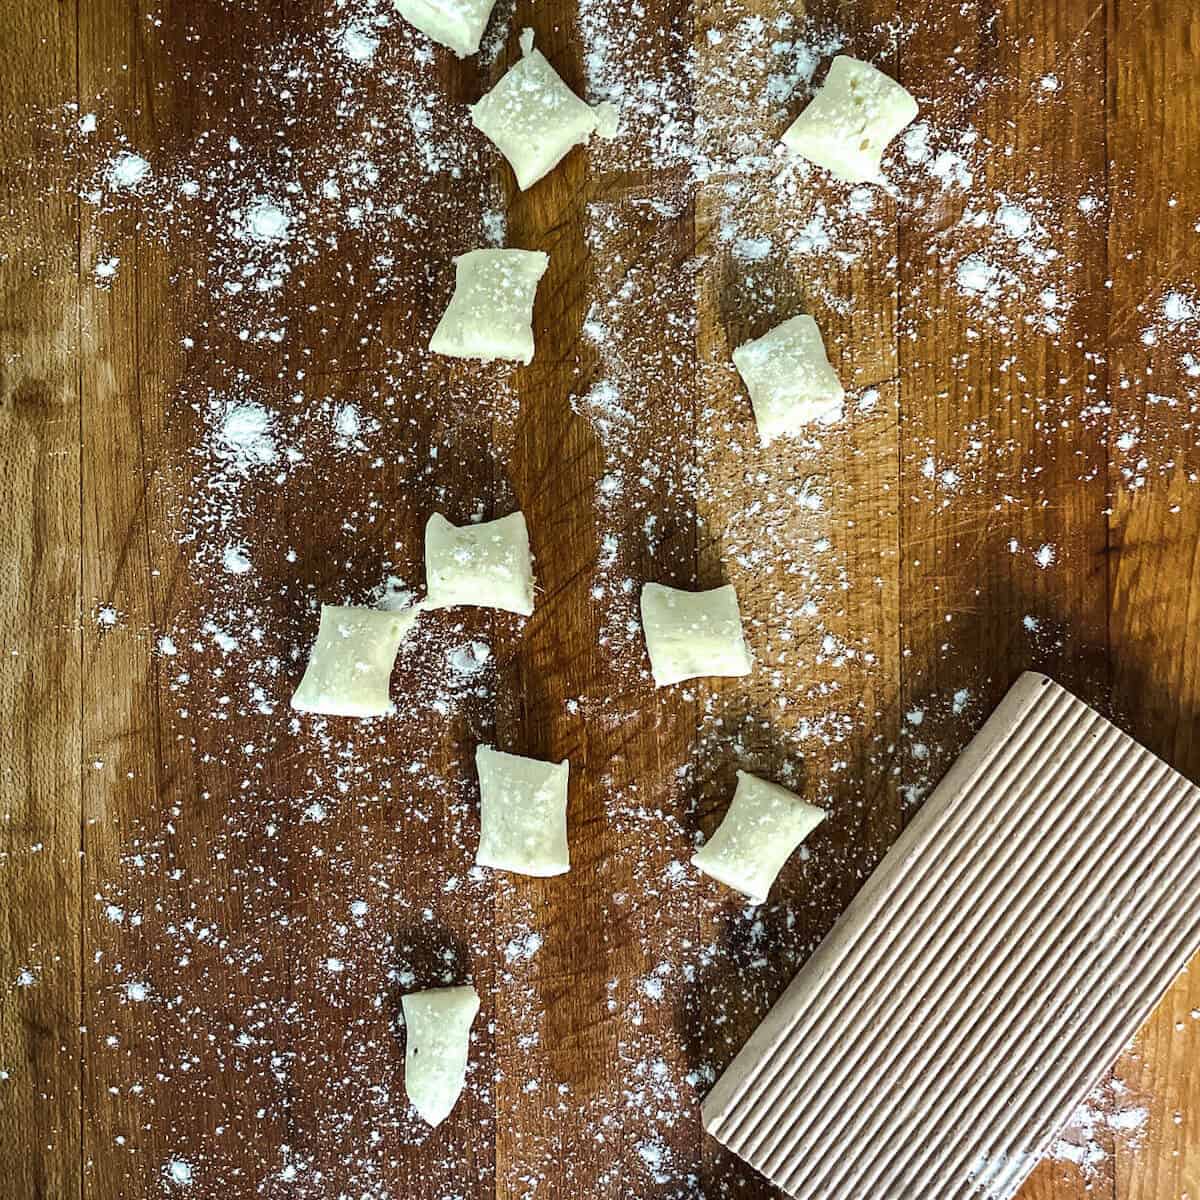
{"left": 703, "top": 672, "right": 1200, "bottom": 1200}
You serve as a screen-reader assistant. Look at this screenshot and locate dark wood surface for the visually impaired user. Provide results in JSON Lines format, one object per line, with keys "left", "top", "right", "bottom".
{"left": 2, "top": 0, "right": 1198, "bottom": 1197}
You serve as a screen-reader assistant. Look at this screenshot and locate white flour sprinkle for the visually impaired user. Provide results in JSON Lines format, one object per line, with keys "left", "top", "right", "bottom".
{"left": 334, "top": 403, "right": 362, "bottom": 445}
{"left": 339, "top": 22, "right": 380, "bottom": 63}
{"left": 504, "top": 932, "right": 543, "bottom": 964}
{"left": 242, "top": 199, "right": 291, "bottom": 243}
{"left": 374, "top": 577, "right": 416, "bottom": 612}
{"left": 956, "top": 255, "right": 1000, "bottom": 297}
{"left": 163, "top": 1158, "right": 194, "bottom": 1186}
{"left": 1162, "top": 290, "right": 1197, "bottom": 325}
{"left": 1049, "top": 1077, "right": 1149, "bottom": 1176}
{"left": 213, "top": 401, "right": 277, "bottom": 471}
{"left": 448, "top": 641, "right": 491, "bottom": 677}
{"left": 106, "top": 150, "right": 151, "bottom": 190}
{"left": 222, "top": 545, "right": 252, "bottom": 575}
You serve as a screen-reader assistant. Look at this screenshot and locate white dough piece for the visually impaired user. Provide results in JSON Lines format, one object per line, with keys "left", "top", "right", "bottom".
{"left": 781, "top": 55, "right": 919, "bottom": 184}
{"left": 424, "top": 511, "right": 535, "bottom": 615}
{"left": 475, "top": 746, "right": 570, "bottom": 876}
{"left": 732, "top": 314, "right": 845, "bottom": 444}
{"left": 692, "top": 771, "right": 827, "bottom": 905}
{"left": 394, "top": 0, "right": 496, "bottom": 57}
{"left": 290, "top": 604, "right": 417, "bottom": 718}
{"left": 429, "top": 249, "right": 549, "bottom": 365}
{"left": 640, "top": 582, "right": 753, "bottom": 688}
{"left": 401, "top": 985, "right": 480, "bottom": 1127}
{"left": 470, "top": 28, "right": 618, "bottom": 190}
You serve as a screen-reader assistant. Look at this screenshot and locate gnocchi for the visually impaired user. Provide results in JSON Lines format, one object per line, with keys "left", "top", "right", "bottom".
{"left": 393, "top": 0, "right": 497, "bottom": 58}
{"left": 424, "top": 511, "right": 535, "bottom": 616}
{"left": 732, "top": 314, "right": 845, "bottom": 444}
{"left": 470, "top": 29, "right": 618, "bottom": 191}
{"left": 640, "top": 582, "right": 753, "bottom": 688}
{"left": 290, "top": 604, "right": 418, "bottom": 718}
{"left": 692, "top": 771, "right": 827, "bottom": 905}
{"left": 781, "top": 55, "right": 918, "bottom": 185}
{"left": 429, "top": 249, "right": 549, "bottom": 365}
{"left": 475, "top": 746, "right": 570, "bottom": 877}
{"left": 401, "top": 985, "right": 480, "bottom": 1127}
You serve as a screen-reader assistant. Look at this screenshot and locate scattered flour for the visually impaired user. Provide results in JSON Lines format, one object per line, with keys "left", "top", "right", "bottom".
{"left": 222, "top": 544, "right": 252, "bottom": 575}
{"left": 8, "top": 4, "right": 1195, "bottom": 1198}
{"left": 106, "top": 151, "right": 151, "bottom": 190}
{"left": 1049, "top": 1076, "right": 1150, "bottom": 1177}
{"left": 242, "top": 199, "right": 291, "bottom": 243}
{"left": 213, "top": 401, "right": 277, "bottom": 471}
{"left": 163, "top": 1158, "right": 194, "bottom": 1186}
{"left": 339, "top": 22, "right": 380, "bottom": 63}
{"left": 504, "top": 931, "right": 544, "bottom": 964}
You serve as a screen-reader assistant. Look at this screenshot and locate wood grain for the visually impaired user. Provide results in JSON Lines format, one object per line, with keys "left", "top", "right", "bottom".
{"left": 694, "top": 0, "right": 905, "bottom": 1191}
{"left": 0, "top": 5, "right": 82, "bottom": 1199}
{"left": 1, "top": 0, "right": 1199, "bottom": 1198}
{"left": 1107, "top": 4, "right": 1200, "bottom": 1200}
{"left": 491, "top": 1, "right": 705, "bottom": 1192}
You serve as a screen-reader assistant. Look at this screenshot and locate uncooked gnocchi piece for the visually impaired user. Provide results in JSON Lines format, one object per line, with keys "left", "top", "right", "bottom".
{"left": 470, "top": 29, "right": 618, "bottom": 191}
{"left": 475, "top": 746, "right": 570, "bottom": 877}
{"left": 732, "top": 314, "right": 845, "bottom": 444}
{"left": 692, "top": 771, "right": 827, "bottom": 904}
{"left": 429, "top": 249, "right": 549, "bottom": 365}
{"left": 640, "top": 582, "right": 753, "bottom": 688}
{"left": 401, "top": 985, "right": 480, "bottom": 1127}
{"left": 394, "top": 0, "right": 496, "bottom": 58}
{"left": 290, "top": 604, "right": 418, "bottom": 718}
{"left": 781, "top": 55, "right": 918, "bottom": 184}
{"left": 424, "top": 511, "right": 535, "bottom": 616}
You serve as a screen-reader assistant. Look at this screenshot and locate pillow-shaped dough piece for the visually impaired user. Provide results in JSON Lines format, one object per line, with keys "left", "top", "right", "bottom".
{"left": 475, "top": 746, "right": 570, "bottom": 877}
{"left": 394, "top": 0, "right": 496, "bottom": 57}
{"left": 640, "top": 582, "right": 753, "bottom": 688}
{"left": 290, "top": 604, "right": 417, "bottom": 718}
{"left": 732, "top": 314, "right": 845, "bottom": 445}
{"left": 401, "top": 985, "right": 480, "bottom": 1127}
{"left": 781, "top": 55, "right": 918, "bottom": 184}
{"left": 692, "top": 771, "right": 827, "bottom": 905}
{"left": 424, "top": 511, "right": 535, "bottom": 615}
{"left": 470, "top": 29, "right": 617, "bottom": 190}
{"left": 429, "top": 249, "right": 549, "bottom": 365}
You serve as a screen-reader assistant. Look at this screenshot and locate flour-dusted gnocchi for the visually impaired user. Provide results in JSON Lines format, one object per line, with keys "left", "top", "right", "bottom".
{"left": 290, "top": 604, "right": 418, "bottom": 718}
{"left": 640, "top": 582, "right": 753, "bottom": 688}
{"left": 424, "top": 511, "right": 535, "bottom": 615}
{"left": 394, "top": 0, "right": 497, "bottom": 57}
{"left": 781, "top": 55, "right": 919, "bottom": 185}
{"left": 475, "top": 746, "right": 570, "bottom": 876}
{"left": 692, "top": 771, "right": 827, "bottom": 905}
{"left": 732, "top": 314, "right": 845, "bottom": 444}
{"left": 470, "top": 29, "right": 618, "bottom": 191}
{"left": 401, "top": 985, "right": 480, "bottom": 1127}
{"left": 429, "top": 249, "right": 549, "bottom": 365}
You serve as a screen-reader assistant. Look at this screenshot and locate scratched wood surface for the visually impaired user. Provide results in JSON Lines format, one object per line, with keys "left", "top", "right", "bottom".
{"left": 1, "top": 0, "right": 1198, "bottom": 1198}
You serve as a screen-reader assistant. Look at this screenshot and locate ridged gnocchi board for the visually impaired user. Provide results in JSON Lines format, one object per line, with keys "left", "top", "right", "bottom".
{"left": 702, "top": 671, "right": 1200, "bottom": 1200}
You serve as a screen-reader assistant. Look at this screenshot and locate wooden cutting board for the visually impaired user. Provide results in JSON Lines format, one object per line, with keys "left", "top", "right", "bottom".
{"left": 2, "top": 1, "right": 1198, "bottom": 1198}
